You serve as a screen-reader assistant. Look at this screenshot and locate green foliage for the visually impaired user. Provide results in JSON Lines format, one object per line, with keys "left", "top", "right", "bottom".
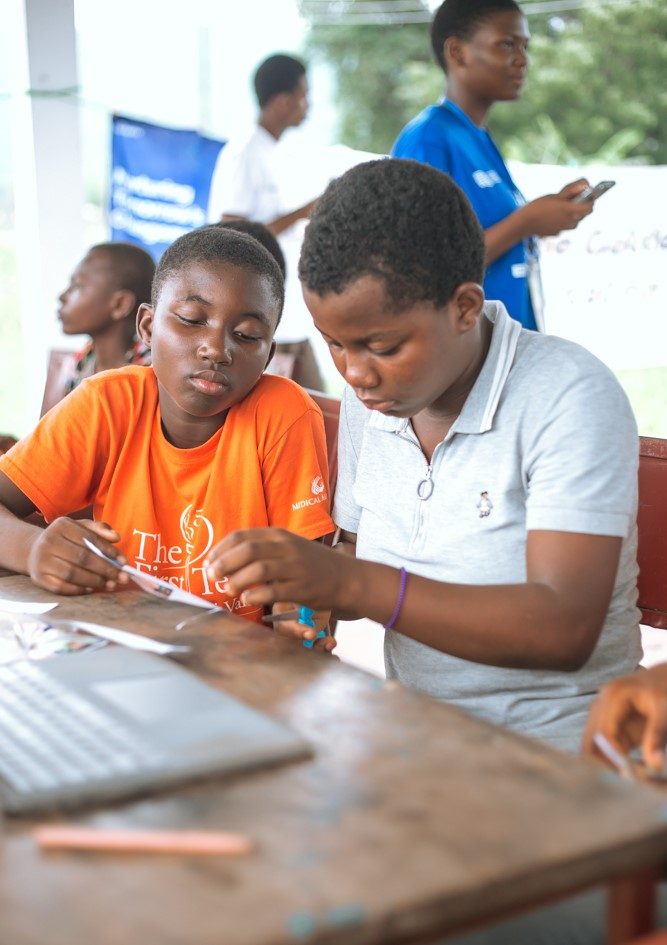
{"left": 304, "top": 0, "right": 667, "bottom": 165}
{"left": 304, "top": 3, "right": 437, "bottom": 154}
{"left": 490, "top": 0, "right": 667, "bottom": 165}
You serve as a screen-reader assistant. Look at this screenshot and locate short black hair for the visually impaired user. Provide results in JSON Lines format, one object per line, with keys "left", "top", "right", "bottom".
{"left": 254, "top": 54, "right": 306, "bottom": 109}
{"left": 153, "top": 227, "right": 284, "bottom": 322}
{"left": 299, "top": 159, "right": 484, "bottom": 312}
{"left": 90, "top": 242, "right": 155, "bottom": 317}
{"left": 215, "top": 219, "right": 286, "bottom": 279}
{"left": 431, "top": 0, "right": 522, "bottom": 72}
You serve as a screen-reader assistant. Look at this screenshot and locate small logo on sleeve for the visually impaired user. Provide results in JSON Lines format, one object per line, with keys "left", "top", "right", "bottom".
{"left": 291, "top": 475, "right": 328, "bottom": 511}
{"left": 477, "top": 491, "right": 493, "bottom": 518}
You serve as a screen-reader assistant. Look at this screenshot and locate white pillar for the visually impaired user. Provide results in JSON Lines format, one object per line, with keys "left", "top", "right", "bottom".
{"left": 10, "top": 0, "right": 85, "bottom": 426}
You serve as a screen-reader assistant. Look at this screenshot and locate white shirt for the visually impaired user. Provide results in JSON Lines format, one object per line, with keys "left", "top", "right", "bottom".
{"left": 207, "top": 125, "right": 281, "bottom": 224}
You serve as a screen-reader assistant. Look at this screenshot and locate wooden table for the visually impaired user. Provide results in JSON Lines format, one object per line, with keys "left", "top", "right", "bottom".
{"left": 1, "top": 574, "right": 667, "bottom": 945}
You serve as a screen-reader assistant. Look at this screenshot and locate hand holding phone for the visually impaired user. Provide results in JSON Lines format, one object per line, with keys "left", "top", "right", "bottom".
{"left": 573, "top": 180, "right": 616, "bottom": 204}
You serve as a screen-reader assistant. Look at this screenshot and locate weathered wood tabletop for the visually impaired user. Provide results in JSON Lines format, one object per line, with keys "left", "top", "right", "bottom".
{"left": 1, "top": 573, "right": 667, "bottom": 945}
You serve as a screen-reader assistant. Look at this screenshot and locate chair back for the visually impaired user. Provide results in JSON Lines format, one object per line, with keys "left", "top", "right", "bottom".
{"left": 305, "top": 390, "right": 341, "bottom": 497}
{"left": 638, "top": 437, "right": 667, "bottom": 629}
{"left": 40, "top": 349, "right": 77, "bottom": 416}
{"left": 621, "top": 930, "right": 667, "bottom": 944}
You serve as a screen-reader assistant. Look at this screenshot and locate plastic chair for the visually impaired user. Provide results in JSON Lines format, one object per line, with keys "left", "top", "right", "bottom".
{"left": 40, "top": 349, "right": 77, "bottom": 416}
{"left": 264, "top": 350, "right": 297, "bottom": 381}
{"left": 637, "top": 437, "right": 667, "bottom": 629}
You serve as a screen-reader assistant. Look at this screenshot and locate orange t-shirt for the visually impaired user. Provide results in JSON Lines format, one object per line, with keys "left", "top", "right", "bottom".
{"left": 0, "top": 367, "right": 334, "bottom": 619}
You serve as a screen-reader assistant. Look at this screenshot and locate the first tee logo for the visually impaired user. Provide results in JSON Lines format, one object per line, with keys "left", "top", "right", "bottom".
{"left": 131, "top": 504, "right": 233, "bottom": 600}
{"left": 179, "top": 504, "right": 214, "bottom": 564}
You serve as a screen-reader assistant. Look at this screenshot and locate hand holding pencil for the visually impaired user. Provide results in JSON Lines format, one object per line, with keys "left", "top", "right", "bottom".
{"left": 263, "top": 603, "right": 334, "bottom": 651}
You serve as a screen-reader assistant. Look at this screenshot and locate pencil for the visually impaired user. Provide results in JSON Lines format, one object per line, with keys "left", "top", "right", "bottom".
{"left": 34, "top": 825, "right": 254, "bottom": 856}
{"left": 261, "top": 610, "right": 302, "bottom": 623}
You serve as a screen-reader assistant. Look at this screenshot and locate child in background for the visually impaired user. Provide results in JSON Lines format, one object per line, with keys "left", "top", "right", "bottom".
{"left": 0, "top": 227, "right": 333, "bottom": 624}
{"left": 207, "top": 159, "right": 640, "bottom": 751}
{"left": 54, "top": 241, "right": 155, "bottom": 405}
{"left": 0, "top": 242, "right": 155, "bottom": 449}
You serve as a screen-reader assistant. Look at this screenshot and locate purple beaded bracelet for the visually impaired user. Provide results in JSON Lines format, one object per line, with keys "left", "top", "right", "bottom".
{"left": 384, "top": 567, "right": 408, "bottom": 630}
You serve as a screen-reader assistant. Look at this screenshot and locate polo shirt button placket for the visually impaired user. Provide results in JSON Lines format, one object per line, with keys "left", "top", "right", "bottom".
{"left": 413, "top": 460, "right": 438, "bottom": 549}
{"left": 417, "top": 467, "right": 434, "bottom": 500}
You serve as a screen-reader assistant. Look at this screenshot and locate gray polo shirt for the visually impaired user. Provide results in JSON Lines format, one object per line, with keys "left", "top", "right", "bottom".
{"left": 333, "top": 301, "right": 641, "bottom": 751}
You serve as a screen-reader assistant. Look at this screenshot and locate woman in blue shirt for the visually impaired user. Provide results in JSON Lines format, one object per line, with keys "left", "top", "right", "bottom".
{"left": 392, "top": 0, "right": 594, "bottom": 330}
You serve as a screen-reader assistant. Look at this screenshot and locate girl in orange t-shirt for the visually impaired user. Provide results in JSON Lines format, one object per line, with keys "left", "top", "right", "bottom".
{"left": 0, "top": 227, "right": 334, "bottom": 636}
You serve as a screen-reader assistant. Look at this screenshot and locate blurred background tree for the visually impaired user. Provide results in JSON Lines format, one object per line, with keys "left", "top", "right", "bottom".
{"left": 301, "top": 2, "right": 434, "bottom": 154}
{"left": 300, "top": 0, "right": 667, "bottom": 165}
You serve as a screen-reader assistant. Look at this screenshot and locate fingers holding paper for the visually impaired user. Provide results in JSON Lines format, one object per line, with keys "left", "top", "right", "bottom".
{"left": 582, "top": 664, "right": 667, "bottom": 775}
{"left": 27, "top": 517, "right": 128, "bottom": 595}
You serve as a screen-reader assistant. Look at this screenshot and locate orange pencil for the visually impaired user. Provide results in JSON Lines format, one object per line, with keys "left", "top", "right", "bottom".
{"left": 34, "top": 825, "right": 253, "bottom": 856}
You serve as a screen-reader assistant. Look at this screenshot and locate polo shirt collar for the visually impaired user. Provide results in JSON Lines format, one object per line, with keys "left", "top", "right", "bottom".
{"left": 451, "top": 301, "right": 521, "bottom": 434}
{"left": 367, "top": 301, "right": 521, "bottom": 437}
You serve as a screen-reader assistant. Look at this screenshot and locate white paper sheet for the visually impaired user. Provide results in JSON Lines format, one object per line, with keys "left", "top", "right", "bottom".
{"left": 0, "top": 598, "right": 58, "bottom": 615}
{"left": 49, "top": 619, "right": 190, "bottom": 656}
{"left": 82, "top": 539, "right": 221, "bottom": 612}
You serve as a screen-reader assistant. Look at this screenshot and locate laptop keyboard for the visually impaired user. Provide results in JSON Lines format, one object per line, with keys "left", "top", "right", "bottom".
{"left": 0, "top": 658, "right": 165, "bottom": 798}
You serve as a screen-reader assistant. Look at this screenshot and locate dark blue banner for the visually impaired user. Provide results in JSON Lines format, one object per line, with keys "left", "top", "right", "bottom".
{"left": 109, "top": 115, "right": 225, "bottom": 261}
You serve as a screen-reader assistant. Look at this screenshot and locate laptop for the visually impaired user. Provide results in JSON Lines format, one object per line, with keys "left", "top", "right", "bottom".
{"left": 0, "top": 645, "right": 310, "bottom": 814}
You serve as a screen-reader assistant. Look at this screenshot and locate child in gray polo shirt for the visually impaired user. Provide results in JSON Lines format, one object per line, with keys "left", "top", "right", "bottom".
{"left": 208, "top": 157, "right": 641, "bottom": 754}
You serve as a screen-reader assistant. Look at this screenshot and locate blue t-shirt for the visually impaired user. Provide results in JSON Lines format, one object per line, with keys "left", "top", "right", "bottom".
{"left": 392, "top": 100, "right": 538, "bottom": 331}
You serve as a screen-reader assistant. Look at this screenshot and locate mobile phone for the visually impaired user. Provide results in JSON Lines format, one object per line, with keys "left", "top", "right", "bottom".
{"left": 573, "top": 180, "right": 616, "bottom": 204}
